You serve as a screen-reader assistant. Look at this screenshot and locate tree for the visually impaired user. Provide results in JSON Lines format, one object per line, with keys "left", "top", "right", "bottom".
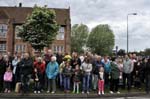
{"left": 71, "top": 24, "right": 89, "bottom": 53}
{"left": 87, "top": 24, "right": 115, "bottom": 55}
{"left": 18, "top": 6, "right": 59, "bottom": 51}
{"left": 144, "top": 48, "right": 150, "bottom": 56}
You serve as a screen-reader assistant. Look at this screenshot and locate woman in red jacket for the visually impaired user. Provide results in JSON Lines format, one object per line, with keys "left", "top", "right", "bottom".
{"left": 34, "top": 57, "right": 45, "bottom": 92}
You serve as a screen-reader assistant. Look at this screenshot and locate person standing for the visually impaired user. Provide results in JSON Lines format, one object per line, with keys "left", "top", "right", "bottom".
{"left": 19, "top": 53, "right": 33, "bottom": 93}
{"left": 103, "top": 56, "right": 111, "bottom": 89}
{"left": 98, "top": 67, "right": 105, "bottom": 95}
{"left": 93, "top": 56, "right": 104, "bottom": 90}
{"left": 3, "top": 66, "right": 13, "bottom": 93}
{"left": 62, "top": 61, "right": 72, "bottom": 93}
{"left": 46, "top": 56, "right": 59, "bottom": 94}
{"left": 0, "top": 54, "right": 6, "bottom": 92}
{"left": 81, "top": 57, "right": 92, "bottom": 94}
{"left": 110, "top": 57, "right": 120, "bottom": 94}
{"left": 145, "top": 58, "right": 150, "bottom": 94}
{"left": 123, "top": 55, "right": 133, "bottom": 92}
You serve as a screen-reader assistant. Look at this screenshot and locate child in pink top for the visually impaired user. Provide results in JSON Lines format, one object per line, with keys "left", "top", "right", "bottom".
{"left": 3, "top": 66, "right": 13, "bottom": 93}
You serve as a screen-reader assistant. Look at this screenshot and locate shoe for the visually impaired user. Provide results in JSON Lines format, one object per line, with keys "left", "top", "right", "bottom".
{"left": 82, "top": 91, "right": 84, "bottom": 94}
{"left": 4, "top": 89, "right": 8, "bottom": 93}
{"left": 117, "top": 91, "right": 120, "bottom": 94}
{"left": 51, "top": 91, "right": 55, "bottom": 94}
{"left": 87, "top": 91, "right": 89, "bottom": 94}
{"left": 38, "top": 91, "right": 41, "bottom": 94}
{"left": 110, "top": 91, "right": 114, "bottom": 94}
{"left": 98, "top": 91, "right": 101, "bottom": 95}
{"left": 72, "top": 90, "right": 75, "bottom": 94}
{"left": 47, "top": 91, "right": 50, "bottom": 93}
{"left": 34, "top": 91, "right": 37, "bottom": 94}
{"left": 8, "top": 90, "right": 10, "bottom": 93}
{"left": 76, "top": 91, "right": 79, "bottom": 94}
{"left": 102, "top": 91, "right": 104, "bottom": 95}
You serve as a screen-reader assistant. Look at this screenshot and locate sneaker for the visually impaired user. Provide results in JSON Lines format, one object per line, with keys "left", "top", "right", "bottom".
{"left": 47, "top": 91, "right": 50, "bottom": 93}
{"left": 117, "top": 91, "right": 120, "bottom": 94}
{"left": 38, "top": 91, "right": 41, "bottom": 94}
{"left": 72, "top": 90, "right": 75, "bottom": 94}
{"left": 98, "top": 91, "right": 101, "bottom": 95}
{"left": 87, "top": 91, "right": 89, "bottom": 94}
{"left": 110, "top": 91, "right": 114, "bottom": 94}
{"left": 4, "top": 89, "right": 8, "bottom": 93}
{"left": 82, "top": 91, "right": 84, "bottom": 94}
{"left": 7, "top": 90, "right": 11, "bottom": 93}
{"left": 34, "top": 91, "right": 37, "bottom": 94}
{"left": 102, "top": 91, "right": 104, "bottom": 95}
{"left": 51, "top": 91, "right": 55, "bottom": 94}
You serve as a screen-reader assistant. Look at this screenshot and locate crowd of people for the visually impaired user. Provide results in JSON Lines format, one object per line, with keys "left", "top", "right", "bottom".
{"left": 0, "top": 50, "right": 150, "bottom": 95}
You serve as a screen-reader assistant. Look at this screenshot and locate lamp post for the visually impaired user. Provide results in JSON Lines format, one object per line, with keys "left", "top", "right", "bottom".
{"left": 127, "top": 13, "right": 137, "bottom": 54}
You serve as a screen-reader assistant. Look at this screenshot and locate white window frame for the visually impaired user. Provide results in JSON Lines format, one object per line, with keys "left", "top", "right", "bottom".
{"left": 0, "top": 43, "right": 6, "bottom": 51}
{"left": 0, "top": 24, "right": 7, "bottom": 38}
{"left": 56, "top": 26, "right": 65, "bottom": 40}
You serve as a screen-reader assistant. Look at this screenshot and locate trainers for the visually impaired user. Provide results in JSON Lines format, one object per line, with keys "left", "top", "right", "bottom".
{"left": 7, "top": 90, "right": 11, "bottom": 93}
{"left": 87, "top": 91, "right": 89, "bottom": 94}
{"left": 82, "top": 91, "right": 84, "bottom": 94}
{"left": 102, "top": 91, "right": 104, "bottom": 95}
{"left": 47, "top": 91, "right": 50, "bottom": 93}
{"left": 4, "top": 89, "right": 8, "bottom": 93}
{"left": 38, "top": 91, "right": 41, "bottom": 94}
{"left": 110, "top": 91, "right": 114, "bottom": 94}
{"left": 51, "top": 91, "right": 55, "bottom": 94}
{"left": 72, "top": 90, "right": 75, "bottom": 94}
{"left": 117, "top": 91, "right": 120, "bottom": 94}
{"left": 98, "top": 91, "right": 101, "bottom": 95}
{"left": 34, "top": 91, "right": 37, "bottom": 94}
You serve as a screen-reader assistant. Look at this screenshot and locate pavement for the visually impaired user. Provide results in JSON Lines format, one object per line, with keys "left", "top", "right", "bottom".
{"left": 0, "top": 92, "right": 149, "bottom": 99}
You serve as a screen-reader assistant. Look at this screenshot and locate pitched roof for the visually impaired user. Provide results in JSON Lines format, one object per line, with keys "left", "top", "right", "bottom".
{"left": 0, "top": 7, "right": 70, "bottom": 25}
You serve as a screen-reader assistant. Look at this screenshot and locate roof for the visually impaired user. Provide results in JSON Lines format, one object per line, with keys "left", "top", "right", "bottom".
{"left": 0, "top": 6, "right": 70, "bottom": 25}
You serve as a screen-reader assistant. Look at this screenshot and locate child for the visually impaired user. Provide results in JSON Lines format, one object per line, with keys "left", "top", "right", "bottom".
{"left": 3, "top": 66, "right": 13, "bottom": 93}
{"left": 72, "top": 65, "right": 81, "bottom": 94}
{"left": 98, "top": 66, "right": 105, "bottom": 95}
{"left": 62, "top": 61, "right": 72, "bottom": 93}
{"left": 32, "top": 67, "right": 42, "bottom": 94}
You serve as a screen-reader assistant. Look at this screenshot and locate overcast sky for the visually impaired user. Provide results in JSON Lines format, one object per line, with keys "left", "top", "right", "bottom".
{"left": 0, "top": 0, "right": 150, "bottom": 52}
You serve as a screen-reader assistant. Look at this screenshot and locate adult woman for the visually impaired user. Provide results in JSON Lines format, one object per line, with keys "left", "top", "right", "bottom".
{"left": 81, "top": 57, "right": 92, "bottom": 94}
{"left": 46, "top": 56, "right": 59, "bottom": 94}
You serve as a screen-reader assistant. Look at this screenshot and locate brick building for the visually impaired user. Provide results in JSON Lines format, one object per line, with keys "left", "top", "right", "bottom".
{"left": 0, "top": 6, "right": 71, "bottom": 55}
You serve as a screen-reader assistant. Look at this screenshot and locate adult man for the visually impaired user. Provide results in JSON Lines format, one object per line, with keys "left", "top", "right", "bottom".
{"left": 19, "top": 53, "right": 33, "bottom": 93}
{"left": 123, "top": 55, "right": 133, "bottom": 92}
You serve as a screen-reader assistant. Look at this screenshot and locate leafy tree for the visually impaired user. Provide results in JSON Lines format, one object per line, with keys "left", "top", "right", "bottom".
{"left": 144, "top": 48, "right": 150, "bottom": 56}
{"left": 87, "top": 24, "right": 115, "bottom": 55}
{"left": 18, "top": 6, "right": 59, "bottom": 51}
{"left": 71, "top": 24, "right": 89, "bottom": 53}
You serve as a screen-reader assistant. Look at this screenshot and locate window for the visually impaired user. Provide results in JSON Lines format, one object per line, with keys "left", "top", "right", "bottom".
{"left": 0, "top": 24, "right": 7, "bottom": 37}
{"left": 53, "top": 45, "right": 64, "bottom": 53}
{"left": 15, "top": 44, "right": 26, "bottom": 52}
{"left": 15, "top": 25, "right": 22, "bottom": 39}
{"left": 56, "top": 26, "right": 65, "bottom": 40}
{"left": 0, "top": 43, "right": 6, "bottom": 51}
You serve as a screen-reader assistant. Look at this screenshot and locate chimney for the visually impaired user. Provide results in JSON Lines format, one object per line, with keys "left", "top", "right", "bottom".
{"left": 19, "top": 3, "right": 22, "bottom": 7}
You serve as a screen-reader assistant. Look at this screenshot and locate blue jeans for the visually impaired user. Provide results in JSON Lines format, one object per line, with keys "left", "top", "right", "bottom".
{"left": 59, "top": 73, "right": 63, "bottom": 87}
{"left": 82, "top": 74, "right": 90, "bottom": 92}
{"left": 63, "top": 76, "right": 70, "bottom": 90}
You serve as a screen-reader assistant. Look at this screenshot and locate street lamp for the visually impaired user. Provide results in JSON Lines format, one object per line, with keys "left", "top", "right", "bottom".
{"left": 127, "top": 13, "right": 137, "bottom": 54}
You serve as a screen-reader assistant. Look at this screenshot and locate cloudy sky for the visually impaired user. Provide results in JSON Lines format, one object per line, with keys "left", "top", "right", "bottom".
{"left": 0, "top": 0, "right": 150, "bottom": 52}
